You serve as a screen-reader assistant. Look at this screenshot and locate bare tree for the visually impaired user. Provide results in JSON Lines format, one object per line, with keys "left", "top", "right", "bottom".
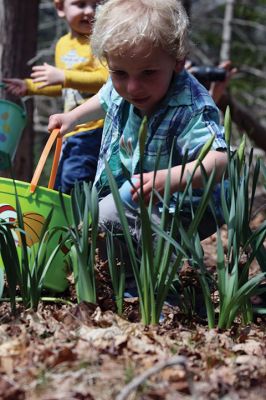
{"left": 220, "top": 0, "right": 235, "bottom": 61}
{"left": 217, "top": 0, "right": 266, "bottom": 150}
{"left": 0, "top": 0, "right": 40, "bottom": 180}
{"left": 189, "top": 0, "right": 266, "bottom": 150}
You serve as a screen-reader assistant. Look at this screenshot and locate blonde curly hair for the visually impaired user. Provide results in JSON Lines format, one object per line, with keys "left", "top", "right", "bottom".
{"left": 91, "top": 0, "right": 189, "bottom": 62}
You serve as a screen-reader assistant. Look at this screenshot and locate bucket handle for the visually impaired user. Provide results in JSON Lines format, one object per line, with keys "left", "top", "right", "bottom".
{"left": 30, "top": 129, "right": 62, "bottom": 193}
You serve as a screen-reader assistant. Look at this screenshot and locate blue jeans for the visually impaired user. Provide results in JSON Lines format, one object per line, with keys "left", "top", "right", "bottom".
{"left": 99, "top": 192, "right": 223, "bottom": 242}
{"left": 54, "top": 128, "right": 102, "bottom": 194}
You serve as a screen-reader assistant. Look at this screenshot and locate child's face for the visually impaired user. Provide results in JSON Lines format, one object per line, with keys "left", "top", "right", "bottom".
{"left": 59, "top": 0, "right": 98, "bottom": 36}
{"left": 107, "top": 45, "right": 183, "bottom": 116}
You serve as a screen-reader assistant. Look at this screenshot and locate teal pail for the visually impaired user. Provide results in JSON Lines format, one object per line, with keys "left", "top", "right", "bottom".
{"left": 0, "top": 99, "right": 27, "bottom": 169}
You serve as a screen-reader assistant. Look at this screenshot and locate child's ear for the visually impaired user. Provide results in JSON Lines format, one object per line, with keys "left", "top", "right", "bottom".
{"left": 175, "top": 59, "right": 185, "bottom": 73}
{"left": 54, "top": 1, "right": 65, "bottom": 18}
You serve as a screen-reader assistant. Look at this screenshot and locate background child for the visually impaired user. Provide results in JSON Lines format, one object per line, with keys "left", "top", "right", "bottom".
{"left": 48, "top": 0, "right": 228, "bottom": 241}
{"left": 4, "top": 0, "right": 108, "bottom": 194}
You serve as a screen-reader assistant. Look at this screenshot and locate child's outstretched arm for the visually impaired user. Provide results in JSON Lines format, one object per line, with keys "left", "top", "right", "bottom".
{"left": 3, "top": 75, "right": 63, "bottom": 97}
{"left": 30, "top": 62, "right": 108, "bottom": 92}
{"left": 132, "top": 150, "right": 227, "bottom": 204}
{"left": 48, "top": 93, "right": 105, "bottom": 137}
{"left": 3, "top": 63, "right": 66, "bottom": 95}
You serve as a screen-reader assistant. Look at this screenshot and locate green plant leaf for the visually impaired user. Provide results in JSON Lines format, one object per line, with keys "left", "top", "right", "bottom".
{"left": 224, "top": 106, "right": 232, "bottom": 145}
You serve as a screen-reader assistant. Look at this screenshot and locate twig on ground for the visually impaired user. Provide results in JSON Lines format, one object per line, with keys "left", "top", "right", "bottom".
{"left": 116, "top": 355, "right": 190, "bottom": 400}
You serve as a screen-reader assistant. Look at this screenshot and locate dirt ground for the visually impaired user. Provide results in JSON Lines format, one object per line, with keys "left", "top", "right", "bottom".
{"left": 0, "top": 197, "right": 265, "bottom": 400}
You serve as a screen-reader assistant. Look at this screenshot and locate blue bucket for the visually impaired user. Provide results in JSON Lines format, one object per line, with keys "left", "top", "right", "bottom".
{"left": 0, "top": 99, "right": 27, "bottom": 169}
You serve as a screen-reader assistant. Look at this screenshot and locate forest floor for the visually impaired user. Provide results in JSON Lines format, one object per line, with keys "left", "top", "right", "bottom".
{"left": 0, "top": 195, "right": 265, "bottom": 400}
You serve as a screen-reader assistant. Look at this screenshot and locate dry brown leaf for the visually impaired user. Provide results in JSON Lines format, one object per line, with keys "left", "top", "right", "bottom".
{"left": 209, "top": 365, "right": 237, "bottom": 386}
{"left": 232, "top": 339, "right": 264, "bottom": 356}
{"left": 161, "top": 366, "right": 187, "bottom": 382}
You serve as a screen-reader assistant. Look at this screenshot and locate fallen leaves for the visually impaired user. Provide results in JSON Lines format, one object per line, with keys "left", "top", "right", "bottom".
{"left": 0, "top": 301, "right": 265, "bottom": 399}
{"left": 0, "top": 210, "right": 265, "bottom": 399}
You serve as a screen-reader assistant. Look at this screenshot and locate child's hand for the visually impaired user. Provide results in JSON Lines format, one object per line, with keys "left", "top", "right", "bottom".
{"left": 48, "top": 112, "right": 76, "bottom": 137}
{"left": 2, "top": 78, "right": 27, "bottom": 96}
{"left": 132, "top": 170, "right": 169, "bottom": 204}
{"left": 30, "top": 63, "right": 65, "bottom": 88}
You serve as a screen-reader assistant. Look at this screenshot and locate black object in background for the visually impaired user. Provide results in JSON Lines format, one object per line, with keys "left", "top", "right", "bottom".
{"left": 189, "top": 66, "right": 226, "bottom": 83}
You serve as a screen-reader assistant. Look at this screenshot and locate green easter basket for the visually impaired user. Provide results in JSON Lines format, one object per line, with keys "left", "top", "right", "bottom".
{"left": 0, "top": 129, "right": 71, "bottom": 292}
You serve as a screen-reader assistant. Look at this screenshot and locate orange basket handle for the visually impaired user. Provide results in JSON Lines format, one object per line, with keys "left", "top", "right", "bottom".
{"left": 30, "top": 129, "right": 62, "bottom": 193}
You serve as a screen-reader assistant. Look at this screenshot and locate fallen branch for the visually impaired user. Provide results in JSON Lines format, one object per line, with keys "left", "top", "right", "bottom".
{"left": 116, "top": 355, "right": 189, "bottom": 400}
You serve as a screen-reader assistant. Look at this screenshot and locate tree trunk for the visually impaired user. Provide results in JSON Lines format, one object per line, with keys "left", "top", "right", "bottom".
{"left": 0, "top": 0, "right": 39, "bottom": 181}
{"left": 220, "top": 0, "right": 235, "bottom": 62}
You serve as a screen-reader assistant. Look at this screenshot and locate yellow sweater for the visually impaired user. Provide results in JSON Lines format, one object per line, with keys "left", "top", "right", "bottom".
{"left": 25, "top": 33, "right": 108, "bottom": 135}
